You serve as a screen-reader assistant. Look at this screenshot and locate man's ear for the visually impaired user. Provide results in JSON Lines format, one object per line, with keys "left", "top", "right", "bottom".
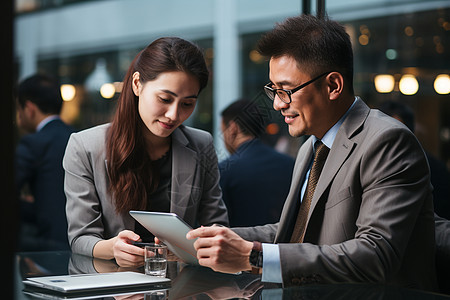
{"left": 327, "top": 72, "right": 344, "bottom": 101}
{"left": 228, "top": 120, "right": 240, "bottom": 137}
{"left": 24, "top": 100, "right": 38, "bottom": 118}
{"left": 132, "top": 71, "right": 141, "bottom": 96}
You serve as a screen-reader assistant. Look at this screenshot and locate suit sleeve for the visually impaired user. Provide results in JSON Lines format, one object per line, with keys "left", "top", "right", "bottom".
{"left": 278, "top": 126, "right": 433, "bottom": 286}
{"left": 15, "top": 138, "right": 37, "bottom": 221}
{"left": 195, "top": 133, "right": 230, "bottom": 227}
{"left": 232, "top": 224, "right": 278, "bottom": 243}
{"left": 63, "top": 133, "right": 104, "bottom": 256}
{"left": 218, "top": 160, "right": 231, "bottom": 213}
{"left": 15, "top": 138, "right": 35, "bottom": 193}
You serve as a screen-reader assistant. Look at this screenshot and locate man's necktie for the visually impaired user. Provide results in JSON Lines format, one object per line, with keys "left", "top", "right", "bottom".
{"left": 290, "top": 140, "right": 330, "bottom": 243}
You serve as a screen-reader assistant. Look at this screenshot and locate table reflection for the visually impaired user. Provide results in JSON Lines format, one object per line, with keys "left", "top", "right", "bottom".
{"left": 16, "top": 251, "right": 264, "bottom": 300}
{"left": 16, "top": 251, "right": 450, "bottom": 300}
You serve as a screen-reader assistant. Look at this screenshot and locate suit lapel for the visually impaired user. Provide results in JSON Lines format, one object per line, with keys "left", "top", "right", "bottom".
{"left": 170, "top": 127, "right": 198, "bottom": 220}
{"left": 307, "top": 98, "right": 370, "bottom": 221}
{"left": 307, "top": 136, "right": 355, "bottom": 220}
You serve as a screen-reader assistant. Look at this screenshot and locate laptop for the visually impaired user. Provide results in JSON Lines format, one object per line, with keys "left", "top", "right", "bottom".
{"left": 23, "top": 288, "right": 168, "bottom": 300}
{"left": 129, "top": 211, "right": 198, "bottom": 265}
{"left": 23, "top": 271, "right": 170, "bottom": 295}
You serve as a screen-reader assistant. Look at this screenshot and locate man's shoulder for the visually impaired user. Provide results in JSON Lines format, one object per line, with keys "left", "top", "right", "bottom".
{"left": 19, "top": 121, "right": 71, "bottom": 147}
{"left": 362, "top": 109, "right": 415, "bottom": 141}
{"left": 248, "top": 140, "right": 294, "bottom": 162}
{"left": 220, "top": 140, "right": 294, "bottom": 173}
{"left": 38, "top": 120, "right": 76, "bottom": 147}
{"left": 343, "top": 106, "right": 426, "bottom": 167}
{"left": 44, "top": 118, "right": 75, "bottom": 132}
{"left": 342, "top": 98, "right": 415, "bottom": 144}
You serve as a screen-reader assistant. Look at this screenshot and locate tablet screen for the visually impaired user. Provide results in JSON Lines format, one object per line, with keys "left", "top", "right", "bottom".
{"left": 129, "top": 211, "right": 198, "bottom": 265}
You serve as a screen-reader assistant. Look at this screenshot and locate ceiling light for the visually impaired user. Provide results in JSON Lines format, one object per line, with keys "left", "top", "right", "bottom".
{"left": 399, "top": 74, "right": 419, "bottom": 95}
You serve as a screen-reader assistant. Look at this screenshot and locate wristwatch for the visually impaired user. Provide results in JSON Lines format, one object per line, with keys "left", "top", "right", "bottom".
{"left": 249, "top": 241, "right": 263, "bottom": 268}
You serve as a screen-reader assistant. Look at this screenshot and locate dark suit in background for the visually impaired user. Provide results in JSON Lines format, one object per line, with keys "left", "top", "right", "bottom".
{"left": 427, "top": 154, "right": 450, "bottom": 219}
{"left": 15, "top": 74, "right": 75, "bottom": 251}
{"left": 219, "top": 99, "right": 295, "bottom": 227}
{"left": 16, "top": 118, "right": 75, "bottom": 250}
{"left": 220, "top": 139, "right": 294, "bottom": 227}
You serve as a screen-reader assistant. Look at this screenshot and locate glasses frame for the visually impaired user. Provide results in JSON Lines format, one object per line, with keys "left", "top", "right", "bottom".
{"left": 264, "top": 72, "right": 329, "bottom": 104}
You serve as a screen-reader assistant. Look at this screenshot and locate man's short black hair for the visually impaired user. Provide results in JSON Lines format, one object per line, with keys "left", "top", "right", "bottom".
{"left": 221, "top": 99, "right": 266, "bottom": 138}
{"left": 17, "top": 73, "right": 63, "bottom": 115}
{"left": 257, "top": 14, "right": 354, "bottom": 94}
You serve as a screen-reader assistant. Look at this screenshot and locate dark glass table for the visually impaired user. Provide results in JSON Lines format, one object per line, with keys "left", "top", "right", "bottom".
{"left": 14, "top": 251, "right": 450, "bottom": 299}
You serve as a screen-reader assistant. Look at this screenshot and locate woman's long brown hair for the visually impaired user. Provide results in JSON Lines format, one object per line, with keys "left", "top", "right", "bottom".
{"left": 106, "top": 37, "right": 209, "bottom": 214}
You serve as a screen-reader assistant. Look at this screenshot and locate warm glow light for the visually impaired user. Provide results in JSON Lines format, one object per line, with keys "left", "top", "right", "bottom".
{"left": 358, "top": 34, "right": 369, "bottom": 46}
{"left": 374, "top": 74, "right": 395, "bottom": 93}
{"left": 434, "top": 74, "right": 450, "bottom": 95}
{"left": 266, "top": 123, "right": 279, "bottom": 135}
{"left": 399, "top": 75, "right": 419, "bottom": 95}
{"left": 249, "top": 50, "right": 264, "bottom": 63}
{"left": 404, "top": 26, "right": 414, "bottom": 36}
{"left": 60, "top": 84, "right": 76, "bottom": 101}
{"left": 100, "top": 83, "right": 115, "bottom": 99}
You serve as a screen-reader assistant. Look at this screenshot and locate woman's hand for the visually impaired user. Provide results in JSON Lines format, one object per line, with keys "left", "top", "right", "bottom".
{"left": 112, "top": 230, "right": 145, "bottom": 267}
{"left": 93, "top": 230, "right": 145, "bottom": 267}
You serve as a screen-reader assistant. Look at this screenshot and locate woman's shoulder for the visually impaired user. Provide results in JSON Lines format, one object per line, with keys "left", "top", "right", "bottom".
{"left": 72, "top": 123, "right": 109, "bottom": 139}
{"left": 175, "top": 125, "right": 213, "bottom": 146}
{"left": 69, "top": 123, "right": 110, "bottom": 151}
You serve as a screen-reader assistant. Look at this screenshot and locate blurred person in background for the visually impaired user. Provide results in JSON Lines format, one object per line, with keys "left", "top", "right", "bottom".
{"left": 15, "top": 73, "right": 75, "bottom": 251}
{"left": 219, "top": 99, "right": 294, "bottom": 227}
{"left": 379, "top": 100, "right": 450, "bottom": 220}
{"left": 63, "top": 37, "right": 228, "bottom": 267}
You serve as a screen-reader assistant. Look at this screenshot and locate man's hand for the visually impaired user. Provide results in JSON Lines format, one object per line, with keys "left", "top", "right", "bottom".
{"left": 187, "top": 226, "right": 253, "bottom": 274}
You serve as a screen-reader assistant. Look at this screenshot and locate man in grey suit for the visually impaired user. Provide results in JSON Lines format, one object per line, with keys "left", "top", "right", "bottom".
{"left": 187, "top": 15, "right": 437, "bottom": 291}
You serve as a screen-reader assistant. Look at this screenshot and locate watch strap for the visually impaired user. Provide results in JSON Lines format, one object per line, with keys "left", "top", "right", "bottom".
{"left": 249, "top": 241, "right": 263, "bottom": 268}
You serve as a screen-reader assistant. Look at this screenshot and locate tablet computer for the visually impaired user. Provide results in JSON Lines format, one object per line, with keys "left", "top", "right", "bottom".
{"left": 129, "top": 211, "right": 198, "bottom": 265}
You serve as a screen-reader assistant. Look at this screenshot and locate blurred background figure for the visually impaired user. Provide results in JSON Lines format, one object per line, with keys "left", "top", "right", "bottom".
{"left": 15, "top": 73, "right": 75, "bottom": 251}
{"left": 219, "top": 99, "right": 295, "bottom": 227}
{"left": 379, "top": 100, "right": 450, "bottom": 219}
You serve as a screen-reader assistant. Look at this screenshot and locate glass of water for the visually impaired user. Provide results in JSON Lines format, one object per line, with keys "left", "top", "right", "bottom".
{"left": 144, "top": 243, "right": 168, "bottom": 277}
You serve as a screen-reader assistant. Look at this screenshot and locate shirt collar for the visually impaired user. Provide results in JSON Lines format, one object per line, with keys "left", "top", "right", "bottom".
{"left": 312, "top": 97, "right": 358, "bottom": 151}
{"left": 36, "top": 115, "right": 60, "bottom": 132}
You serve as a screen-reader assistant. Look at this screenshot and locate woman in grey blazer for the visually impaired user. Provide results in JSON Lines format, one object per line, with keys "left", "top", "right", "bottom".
{"left": 63, "top": 37, "right": 228, "bottom": 267}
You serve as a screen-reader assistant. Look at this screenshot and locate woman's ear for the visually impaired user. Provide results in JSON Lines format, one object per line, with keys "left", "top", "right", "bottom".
{"left": 327, "top": 72, "right": 344, "bottom": 101}
{"left": 132, "top": 71, "right": 141, "bottom": 96}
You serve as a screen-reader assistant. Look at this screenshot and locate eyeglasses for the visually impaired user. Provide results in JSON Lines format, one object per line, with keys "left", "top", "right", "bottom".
{"left": 264, "top": 72, "right": 329, "bottom": 104}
